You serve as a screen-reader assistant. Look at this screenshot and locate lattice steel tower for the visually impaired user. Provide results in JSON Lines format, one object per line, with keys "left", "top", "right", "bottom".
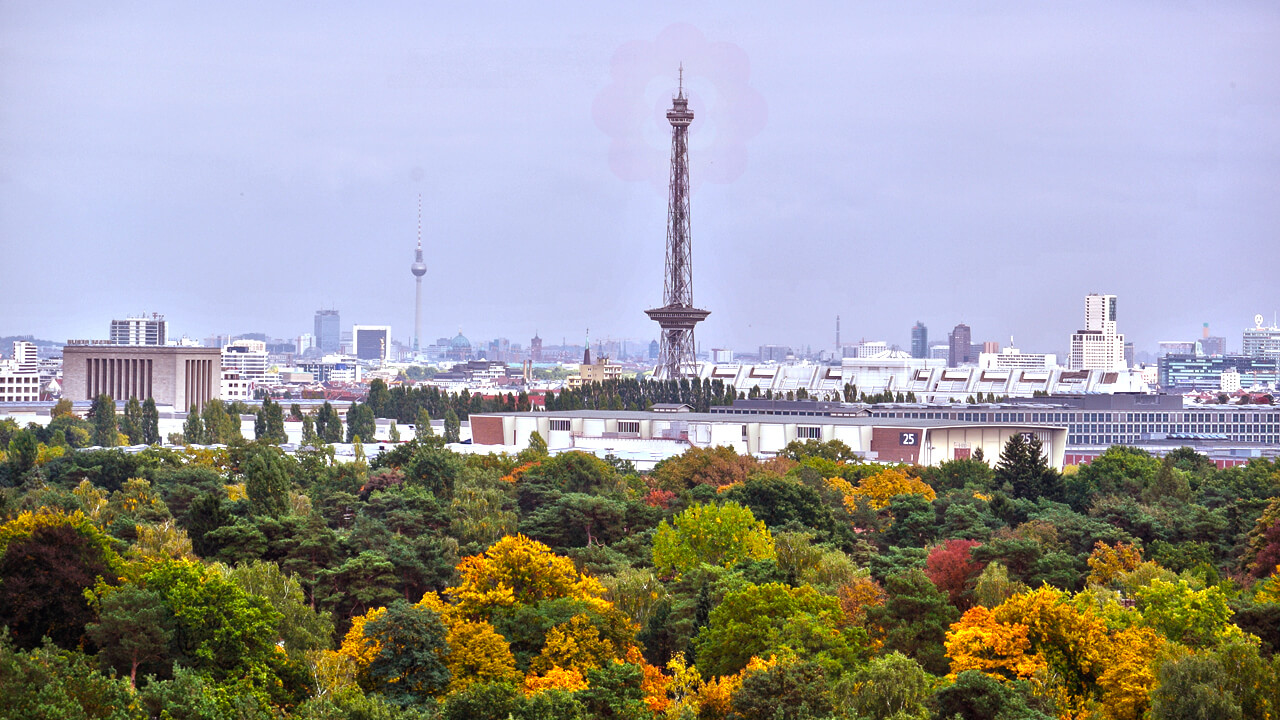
{"left": 646, "top": 67, "right": 710, "bottom": 380}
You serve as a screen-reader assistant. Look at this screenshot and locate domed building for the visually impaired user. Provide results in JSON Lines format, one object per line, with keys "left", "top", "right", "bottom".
{"left": 446, "top": 331, "right": 472, "bottom": 362}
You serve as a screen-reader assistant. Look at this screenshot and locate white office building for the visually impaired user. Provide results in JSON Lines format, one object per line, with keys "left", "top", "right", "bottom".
{"left": 110, "top": 314, "right": 168, "bottom": 346}
{"left": 0, "top": 341, "right": 41, "bottom": 403}
{"left": 1069, "top": 294, "right": 1126, "bottom": 371}
{"left": 222, "top": 340, "right": 269, "bottom": 377}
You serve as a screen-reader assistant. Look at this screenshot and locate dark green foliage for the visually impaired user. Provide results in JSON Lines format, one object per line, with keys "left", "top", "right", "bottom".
{"left": 183, "top": 404, "right": 205, "bottom": 444}
{"left": 994, "top": 433, "right": 1060, "bottom": 500}
{"left": 86, "top": 584, "right": 174, "bottom": 687}
{"left": 724, "top": 475, "right": 852, "bottom": 548}
{"left": 579, "top": 662, "right": 650, "bottom": 719}
{"left": 0, "top": 521, "right": 119, "bottom": 649}
{"left": 244, "top": 444, "right": 292, "bottom": 517}
{"left": 142, "top": 397, "right": 161, "bottom": 444}
{"left": 443, "top": 409, "right": 461, "bottom": 443}
{"left": 730, "top": 659, "right": 831, "bottom": 720}
{"left": 362, "top": 600, "right": 451, "bottom": 706}
{"left": 866, "top": 569, "right": 958, "bottom": 675}
{"left": 1150, "top": 654, "right": 1243, "bottom": 720}
{"left": 90, "top": 394, "right": 118, "bottom": 447}
{"left": 7, "top": 429, "right": 38, "bottom": 475}
{"left": 255, "top": 396, "right": 288, "bottom": 444}
{"left": 120, "top": 396, "right": 143, "bottom": 445}
{"left": 316, "top": 402, "right": 343, "bottom": 443}
{"left": 0, "top": 636, "right": 138, "bottom": 720}
{"left": 930, "top": 670, "right": 1054, "bottom": 720}
{"left": 346, "top": 402, "right": 376, "bottom": 444}
{"left": 440, "top": 681, "right": 583, "bottom": 720}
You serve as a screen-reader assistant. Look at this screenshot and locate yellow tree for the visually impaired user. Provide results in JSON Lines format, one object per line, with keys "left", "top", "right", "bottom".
{"left": 443, "top": 619, "right": 520, "bottom": 693}
{"left": 651, "top": 501, "right": 775, "bottom": 577}
{"left": 1085, "top": 541, "right": 1145, "bottom": 588}
{"left": 945, "top": 605, "right": 1045, "bottom": 680}
{"left": 844, "top": 467, "right": 936, "bottom": 511}
{"left": 447, "top": 534, "right": 608, "bottom": 619}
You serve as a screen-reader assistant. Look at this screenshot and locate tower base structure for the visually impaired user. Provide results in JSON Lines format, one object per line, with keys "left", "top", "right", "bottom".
{"left": 646, "top": 304, "right": 710, "bottom": 380}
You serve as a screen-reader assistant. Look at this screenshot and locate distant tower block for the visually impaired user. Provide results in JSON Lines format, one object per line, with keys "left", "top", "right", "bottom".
{"left": 646, "top": 66, "right": 710, "bottom": 380}
{"left": 410, "top": 196, "right": 428, "bottom": 352}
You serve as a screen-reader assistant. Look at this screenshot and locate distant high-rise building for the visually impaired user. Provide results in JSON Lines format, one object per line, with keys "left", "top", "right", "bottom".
{"left": 948, "top": 324, "right": 972, "bottom": 367}
{"left": 1069, "top": 294, "right": 1125, "bottom": 371}
{"left": 910, "top": 322, "right": 928, "bottom": 359}
{"left": 1202, "top": 336, "right": 1227, "bottom": 356}
{"left": 353, "top": 325, "right": 391, "bottom": 363}
{"left": 110, "top": 314, "right": 167, "bottom": 346}
{"left": 530, "top": 334, "right": 543, "bottom": 362}
{"left": 648, "top": 340, "right": 659, "bottom": 360}
{"left": 1243, "top": 315, "right": 1280, "bottom": 358}
{"left": 314, "top": 310, "right": 340, "bottom": 354}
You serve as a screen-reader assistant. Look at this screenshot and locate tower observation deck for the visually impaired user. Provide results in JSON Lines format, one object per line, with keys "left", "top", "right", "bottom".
{"left": 646, "top": 67, "right": 709, "bottom": 380}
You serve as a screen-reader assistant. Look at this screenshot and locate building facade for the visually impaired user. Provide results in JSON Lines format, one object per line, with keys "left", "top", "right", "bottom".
{"left": 1158, "top": 354, "right": 1280, "bottom": 391}
{"left": 470, "top": 408, "right": 1068, "bottom": 469}
{"left": 353, "top": 325, "right": 391, "bottom": 363}
{"left": 62, "top": 345, "right": 221, "bottom": 409}
{"left": 0, "top": 341, "right": 41, "bottom": 403}
{"left": 314, "top": 310, "right": 341, "bottom": 354}
{"left": 1069, "top": 294, "right": 1125, "bottom": 371}
{"left": 948, "top": 324, "right": 972, "bottom": 367}
{"left": 222, "top": 340, "right": 269, "bottom": 377}
{"left": 109, "top": 314, "right": 167, "bottom": 346}
{"left": 911, "top": 322, "right": 928, "bottom": 359}
{"left": 1244, "top": 321, "right": 1280, "bottom": 358}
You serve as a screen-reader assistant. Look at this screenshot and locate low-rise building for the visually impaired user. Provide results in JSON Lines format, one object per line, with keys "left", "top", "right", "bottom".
{"left": 62, "top": 344, "right": 221, "bottom": 409}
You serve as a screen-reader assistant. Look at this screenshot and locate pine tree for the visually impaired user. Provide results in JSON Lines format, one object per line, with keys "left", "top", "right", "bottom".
{"left": 183, "top": 404, "right": 205, "bottom": 445}
{"left": 91, "top": 394, "right": 118, "bottom": 447}
{"left": 443, "top": 409, "right": 461, "bottom": 443}
{"left": 120, "top": 397, "right": 143, "bottom": 445}
{"left": 141, "top": 398, "right": 160, "bottom": 444}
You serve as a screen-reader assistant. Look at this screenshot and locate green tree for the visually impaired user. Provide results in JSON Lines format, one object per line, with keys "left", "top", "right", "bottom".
{"left": 994, "top": 433, "right": 1059, "bottom": 500}
{"left": 416, "top": 408, "right": 434, "bottom": 438}
{"left": 228, "top": 560, "right": 333, "bottom": 658}
{"left": 832, "top": 651, "right": 933, "bottom": 720}
{"left": 693, "top": 581, "right": 860, "bottom": 677}
{"left": 0, "top": 636, "right": 138, "bottom": 720}
{"left": 141, "top": 397, "right": 160, "bottom": 444}
{"left": 388, "top": 421, "right": 400, "bottom": 442}
{"left": 201, "top": 399, "right": 242, "bottom": 444}
{"left": 362, "top": 600, "right": 451, "bottom": 706}
{"left": 1150, "top": 654, "right": 1243, "bottom": 720}
{"left": 652, "top": 501, "right": 775, "bottom": 577}
{"left": 301, "top": 414, "right": 318, "bottom": 446}
{"left": 444, "top": 409, "right": 461, "bottom": 443}
{"left": 931, "top": 670, "right": 1053, "bottom": 720}
{"left": 141, "top": 559, "right": 285, "bottom": 691}
{"left": 346, "top": 402, "right": 376, "bottom": 443}
{"left": 183, "top": 404, "right": 205, "bottom": 444}
{"left": 244, "top": 445, "right": 292, "bottom": 518}
{"left": 317, "top": 402, "right": 343, "bottom": 443}
{"left": 90, "top": 394, "right": 118, "bottom": 447}
{"left": 0, "top": 512, "right": 122, "bottom": 650}
{"left": 731, "top": 660, "right": 832, "bottom": 720}
{"left": 866, "top": 569, "right": 959, "bottom": 675}
{"left": 120, "top": 396, "right": 143, "bottom": 444}
{"left": 7, "top": 429, "right": 38, "bottom": 475}
{"left": 86, "top": 584, "right": 174, "bottom": 688}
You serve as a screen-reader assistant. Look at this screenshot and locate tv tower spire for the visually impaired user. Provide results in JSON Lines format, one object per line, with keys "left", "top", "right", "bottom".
{"left": 410, "top": 195, "right": 427, "bottom": 352}
{"left": 646, "top": 66, "right": 709, "bottom": 380}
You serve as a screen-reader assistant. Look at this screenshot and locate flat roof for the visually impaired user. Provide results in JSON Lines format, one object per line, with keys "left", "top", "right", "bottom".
{"left": 476, "top": 409, "right": 1064, "bottom": 430}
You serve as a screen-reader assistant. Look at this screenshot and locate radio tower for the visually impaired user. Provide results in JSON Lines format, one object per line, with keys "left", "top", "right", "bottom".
{"left": 646, "top": 66, "right": 710, "bottom": 380}
{"left": 410, "top": 195, "right": 427, "bottom": 352}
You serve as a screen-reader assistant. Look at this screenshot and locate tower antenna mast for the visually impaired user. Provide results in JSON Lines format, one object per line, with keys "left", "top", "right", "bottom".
{"left": 646, "top": 66, "right": 709, "bottom": 379}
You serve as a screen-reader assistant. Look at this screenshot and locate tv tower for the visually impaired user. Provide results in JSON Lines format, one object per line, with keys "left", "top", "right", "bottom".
{"left": 410, "top": 196, "right": 427, "bottom": 352}
{"left": 646, "top": 66, "right": 710, "bottom": 380}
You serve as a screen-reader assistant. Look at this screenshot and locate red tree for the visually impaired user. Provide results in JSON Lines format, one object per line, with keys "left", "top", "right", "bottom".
{"left": 923, "top": 539, "right": 984, "bottom": 608}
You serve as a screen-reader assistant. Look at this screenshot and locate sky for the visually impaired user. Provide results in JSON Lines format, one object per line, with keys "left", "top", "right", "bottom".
{"left": 2, "top": 2, "right": 1277, "bottom": 358}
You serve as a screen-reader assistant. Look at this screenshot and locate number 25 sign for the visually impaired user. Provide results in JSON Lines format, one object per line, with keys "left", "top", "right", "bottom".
{"left": 899, "top": 432, "right": 919, "bottom": 446}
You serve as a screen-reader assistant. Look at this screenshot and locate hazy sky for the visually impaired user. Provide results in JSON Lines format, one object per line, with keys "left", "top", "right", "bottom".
{"left": 2, "top": 2, "right": 1277, "bottom": 357}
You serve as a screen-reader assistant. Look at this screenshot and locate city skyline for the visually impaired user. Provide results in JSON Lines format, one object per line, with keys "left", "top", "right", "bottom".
{"left": 2, "top": 4, "right": 1277, "bottom": 354}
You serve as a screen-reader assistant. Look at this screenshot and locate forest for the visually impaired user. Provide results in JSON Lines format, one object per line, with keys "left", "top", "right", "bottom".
{"left": 2, "top": 403, "right": 1280, "bottom": 720}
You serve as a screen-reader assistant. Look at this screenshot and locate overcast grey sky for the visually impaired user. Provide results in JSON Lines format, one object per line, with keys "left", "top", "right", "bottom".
{"left": 2, "top": 2, "right": 1277, "bottom": 356}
